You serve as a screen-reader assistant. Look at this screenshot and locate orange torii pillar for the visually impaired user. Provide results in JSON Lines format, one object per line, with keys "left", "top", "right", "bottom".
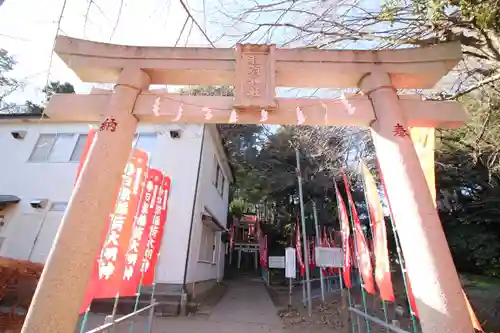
{"left": 361, "top": 70, "right": 474, "bottom": 333}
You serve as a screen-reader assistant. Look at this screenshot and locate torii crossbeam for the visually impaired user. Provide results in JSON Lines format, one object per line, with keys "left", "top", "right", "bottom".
{"left": 22, "top": 36, "right": 473, "bottom": 333}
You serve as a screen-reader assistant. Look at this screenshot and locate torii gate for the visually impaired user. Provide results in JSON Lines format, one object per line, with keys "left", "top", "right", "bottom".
{"left": 22, "top": 36, "right": 472, "bottom": 333}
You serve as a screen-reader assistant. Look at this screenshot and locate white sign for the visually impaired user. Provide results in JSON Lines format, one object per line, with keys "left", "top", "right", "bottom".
{"left": 269, "top": 256, "right": 285, "bottom": 269}
{"left": 315, "top": 247, "right": 343, "bottom": 268}
{"left": 285, "top": 247, "right": 296, "bottom": 279}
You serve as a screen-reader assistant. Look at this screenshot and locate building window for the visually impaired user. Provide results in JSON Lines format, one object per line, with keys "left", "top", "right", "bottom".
{"left": 30, "top": 133, "right": 87, "bottom": 162}
{"left": 199, "top": 225, "right": 217, "bottom": 263}
{"left": 133, "top": 133, "right": 157, "bottom": 157}
{"left": 49, "top": 202, "right": 68, "bottom": 211}
{"left": 213, "top": 156, "right": 225, "bottom": 197}
{"left": 220, "top": 175, "right": 225, "bottom": 197}
{"left": 70, "top": 134, "right": 89, "bottom": 162}
{"left": 29, "top": 134, "right": 56, "bottom": 161}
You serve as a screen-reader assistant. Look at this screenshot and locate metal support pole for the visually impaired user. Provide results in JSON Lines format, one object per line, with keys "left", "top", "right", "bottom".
{"left": 254, "top": 251, "right": 258, "bottom": 271}
{"left": 295, "top": 147, "right": 312, "bottom": 316}
{"left": 302, "top": 275, "right": 306, "bottom": 307}
{"left": 312, "top": 200, "right": 325, "bottom": 302}
{"left": 288, "top": 277, "right": 293, "bottom": 310}
{"left": 146, "top": 299, "right": 156, "bottom": 333}
{"left": 110, "top": 292, "right": 119, "bottom": 333}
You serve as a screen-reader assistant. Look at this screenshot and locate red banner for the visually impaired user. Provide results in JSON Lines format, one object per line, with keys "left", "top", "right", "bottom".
{"left": 309, "top": 238, "right": 316, "bottom": 268}
{"left": 263, "top": 235, "right": 268, "bottom": 269}
{"left": 320, "top": 229, "right": 329, "bottom": 277}
{"left": 341, "top": 171, "right": 376, "bottom": 295}
{"left": 258, "top": 228, "right": 268, "bottom": 269}
{"left": 323, "top": 228, "right": 336, "bottom": 275}
{"left": 335, "top": 185, "right": 352, "bottom": 288}
{"left": 142, "top": 175, "right": 171, "bottom": 286}
{"left": 79, "top": 149, "right": 148, "bottom": 313}
{"left": 120, "top": 168, "right": 163, "bottom": 296}
{"left": 361, "top": 163, "right": 395, "bottom": 302}
{"left": 259, "top": 230, "right": 265, "bottom": 268}
{"left": 74, "top": 128, "right": 97, "bottom": 185}
{"left": 295, "top": 220, "right": 305, "bottom": 276}
{"left": 229, "top": 224, "right": 235, "bottom": 250}
{"left": 405, "top": 270, "right": 419, "bottom": 318}
{"left": 95, "top": 150, "right": 148, "bottom": 296}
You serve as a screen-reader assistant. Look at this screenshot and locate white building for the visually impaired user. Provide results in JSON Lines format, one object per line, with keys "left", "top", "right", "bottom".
{"left": 0, "top": 113, "right": 233, "bottom": 300}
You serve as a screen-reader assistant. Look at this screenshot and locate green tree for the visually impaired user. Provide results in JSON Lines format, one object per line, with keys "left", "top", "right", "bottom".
{"left": 25, "top": 81, "right": 75, "bottom": 114}
{"left": 437, "top": 84, "right": 500, "bottom": 276}
{"left": 0, "top": 49, "right": 20, "bottom": 113}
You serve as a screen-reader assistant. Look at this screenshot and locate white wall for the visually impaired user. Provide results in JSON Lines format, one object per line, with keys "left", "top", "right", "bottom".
{"left": 186, "top": 126, "right": 230, "bottom": 283}
{"left": 0, "top": 122, "right": 85, "bottom": 261}
{"left": 152, "top": 124, "right": 202, "bottom": 284}
{"left": 0, "top": 121, "right": 230, "bottom": 285}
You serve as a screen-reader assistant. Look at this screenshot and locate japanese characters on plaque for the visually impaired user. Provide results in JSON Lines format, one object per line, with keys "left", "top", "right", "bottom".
{"left": 246, "top": 55, "right": 261, "bottom": 99}
{"left": 235, "top": 44, "right": 277, "bottom": 111}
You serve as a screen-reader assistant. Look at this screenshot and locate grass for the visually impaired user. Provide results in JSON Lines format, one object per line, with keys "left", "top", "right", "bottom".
{"left": 462, "top": 273, "right": 500, "bottom": 291}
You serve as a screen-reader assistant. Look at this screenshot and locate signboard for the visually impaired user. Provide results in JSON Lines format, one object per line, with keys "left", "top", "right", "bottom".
{"left": 285, "top": 247, "right": 296, "bottom": 278}
{"left": 315, "top": 247, "right": 343, "bottom": 268}
{"left": 268, "top": 256, "right": 285, "bottom": 269}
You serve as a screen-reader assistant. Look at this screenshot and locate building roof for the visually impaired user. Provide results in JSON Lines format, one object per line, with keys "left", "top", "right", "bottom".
{"left": 0, "top": 112, "right": 48, "bottom": 120}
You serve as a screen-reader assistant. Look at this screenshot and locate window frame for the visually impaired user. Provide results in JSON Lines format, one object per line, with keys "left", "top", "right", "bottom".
{"left": 49, "top": 202, "right": 68, "bottom": 212}
{"left": 29, "top": 133, "right": 85, "bottom": 163}
{"left": 29, "top": 131, "right": 158, "bottom": 164}
{"left": 213, "top": 156, "right": 225, "bottom": 197}
{"left": 70, "top": 134, "right": 89, "bottom": 162}
{"left": 132, "top": 132, "right": 158, "bottom": 161}
{"left": 28, "top": 133, "right": 57, "bottom": 162}
{"left": 220, "top": 173, "right": 225, "bottom": 197}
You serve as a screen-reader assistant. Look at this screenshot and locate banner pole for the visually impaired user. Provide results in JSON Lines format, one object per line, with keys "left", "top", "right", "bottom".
{"left": 333, "top": 198, "right": 356, "bottom": 333}
{"left": 109, "top": 151, "right": 151, "bottom": 333}
{"left": 128, "top": 273, "right": 146, "bottom": 333}
{"left": 145, "top": 254, "right": 159, "bottom": 333}
{"left": 379, "top": 172, "right": 420, "bottom": 333}
{"left": 126, "top": 159, "right": 164, "bottom": 333}
{"left": 110, "top": 292, "right": 120, "bottom": 333}
{"left": 312, "top": 200, "right": 325, "bottom": 302}
{"left": 342, "top": 175, "right": 371, "bottom": 333}
{"left": 295, "top": 147, "right": 312, "bottom": 316}
{"left": 146, "top": 171, "right": 172, "bottom": 332}
{"left": 79, "top": 306, "right": 90, "bottom": 333}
